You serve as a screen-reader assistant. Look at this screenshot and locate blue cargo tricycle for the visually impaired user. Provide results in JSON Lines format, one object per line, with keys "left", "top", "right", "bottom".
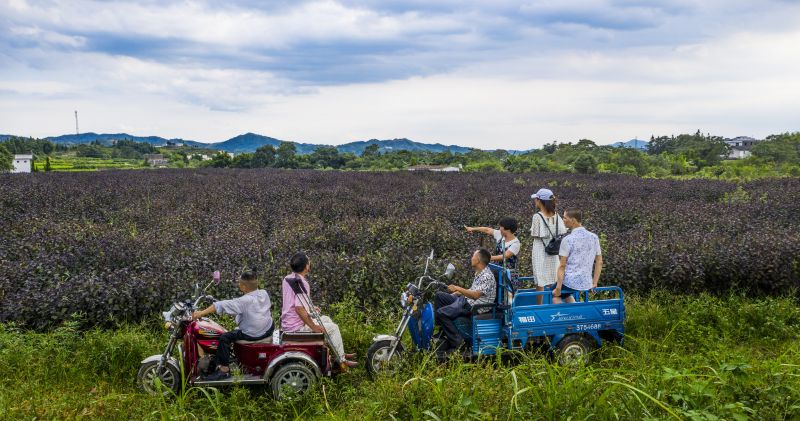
{"left": 365, "top": 251, "right": 625, "bottom": 376}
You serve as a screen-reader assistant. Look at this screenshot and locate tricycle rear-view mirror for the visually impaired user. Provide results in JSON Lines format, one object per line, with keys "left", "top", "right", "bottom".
{"left": 213, "top": 270, "right": 221, "bottom": 284}
{"left": 444, "top": 263, "right": 456, "bottom": 278}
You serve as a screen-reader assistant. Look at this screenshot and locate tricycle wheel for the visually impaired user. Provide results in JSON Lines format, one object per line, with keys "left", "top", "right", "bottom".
{"left": 366, "top": 339, "right": 405, "bottom": 379}
{"left": 555, "top": 334, "right": 595, "bottom": 366}
{"left": 137, "top": 360, "right": 182, "bottom": 396}
{"left": 269, "top": 362, "right": 317, "bottom": 400}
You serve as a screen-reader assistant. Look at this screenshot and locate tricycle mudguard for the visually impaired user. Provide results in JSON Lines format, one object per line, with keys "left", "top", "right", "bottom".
{"left": 141, "top": 354, "right": 182, "bottom": 373}
{"left": 408, "top": 303, "right": 435, "bottom": 350}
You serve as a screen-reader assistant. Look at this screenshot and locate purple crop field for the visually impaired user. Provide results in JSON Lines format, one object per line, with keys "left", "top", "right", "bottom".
{"left": 1, "top": 169, "right": 799, "bottom": 329}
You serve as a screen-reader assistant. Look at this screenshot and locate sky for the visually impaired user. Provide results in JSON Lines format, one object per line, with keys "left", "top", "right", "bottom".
{"left": 1, "top": 0, "right": 799, "bottom": 149}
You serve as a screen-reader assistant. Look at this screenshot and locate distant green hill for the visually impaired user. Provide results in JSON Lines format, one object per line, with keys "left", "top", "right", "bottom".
{"left": 47, "top": 132, "right": 207, "bottom": 148}
{"left": 610, "top": 138, "right": 649, "bottom": 150}
{"left": 34, "top": 132, "right": 479, "bottom": 154}
{"left": 336, "top": 138, "right": 472, "bottom": 155}
{"left": 212, "top": 133, "right": 321, "bottom": 154}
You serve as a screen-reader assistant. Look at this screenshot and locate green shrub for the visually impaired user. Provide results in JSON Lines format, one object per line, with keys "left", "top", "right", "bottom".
{"left": 464, "top": 160, "right": 505, "bottom": 172}
{"left": 574, "top": 153, "right": 598, "bottom": 174}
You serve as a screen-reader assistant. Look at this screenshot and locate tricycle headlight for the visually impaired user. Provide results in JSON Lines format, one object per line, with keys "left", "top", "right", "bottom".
{"left": 162, "top": 302, "right": 186, "bottom": 322}
{"left": 400, "top": 292, "right": 414, "bottom": 307}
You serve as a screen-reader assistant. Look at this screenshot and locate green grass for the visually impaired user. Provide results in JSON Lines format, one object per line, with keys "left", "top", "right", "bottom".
{"left": 33, "top": 156, "right": 146, "bottom": 171}
{"left": 1, "top": 293, "right": 798, "bottom": 420}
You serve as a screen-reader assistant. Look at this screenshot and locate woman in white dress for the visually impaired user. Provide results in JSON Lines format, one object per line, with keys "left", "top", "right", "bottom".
{"left": 530, "top": 188, "right": 567, "bottom": 304}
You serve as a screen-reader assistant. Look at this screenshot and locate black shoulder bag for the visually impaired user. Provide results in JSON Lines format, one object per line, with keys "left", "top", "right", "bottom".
{"left": 538, "top": 213, "right": 567, "bottom": 256}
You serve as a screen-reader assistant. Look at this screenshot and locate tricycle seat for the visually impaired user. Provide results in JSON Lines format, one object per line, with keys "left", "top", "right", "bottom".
{"left": 473, "top": 312, "right": 495, "bottom": 321}
{"left": 235, "top": 337, "right": 273, "bottom": 345}
{"left": 281, "top": 332, "right": 325, "bottom": 344}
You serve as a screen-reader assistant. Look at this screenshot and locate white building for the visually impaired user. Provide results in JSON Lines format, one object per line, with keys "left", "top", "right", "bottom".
{"left": 724, "top": 136, "right": 760, "bottom": 148}
{"left": 724, "top": 136, "right": 761, "bottom": 160}
{"left": 407, "top": 164, "right": 462, "bottom": 172}
{"left": 12, "top": 154, "right": 32, "bottom": 173}
{"left": 728, "top": 148, "right": 752, "bottom": 160}
{"left": 187, "top": 153, "right": 213, "bottom": 161}
{"left": 144, "top": 154, "right": 169, "bottom": 167}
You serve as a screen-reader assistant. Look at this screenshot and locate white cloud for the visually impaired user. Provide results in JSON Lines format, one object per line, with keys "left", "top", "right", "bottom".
{"left": 0, "top": 0, "right": 799, "bottom": 147}
{"left": 9, "top": 25, "right": 86, "bottom": 48}
{"left": 0, "top": 80, "right": 74, "bottom": 96}
{"left": 1, "top": 0, "right": 465, "bottom": 49}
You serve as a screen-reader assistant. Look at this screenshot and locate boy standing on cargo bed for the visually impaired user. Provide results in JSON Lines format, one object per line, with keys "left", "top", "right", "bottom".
{"left": 464, "top": 216, "right": 521, "bottom": 269}
{"left": 553, "top": 209, "right": 602, "bottom": 304}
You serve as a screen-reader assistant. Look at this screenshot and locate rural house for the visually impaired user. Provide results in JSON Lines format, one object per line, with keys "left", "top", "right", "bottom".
{"left": 724, "top": 136, "right": 760, "bottom": 148}
{"left": 724, "top": 136, "right": 761, "bottom": 159}
{"left": 728, "top": 147, "right": 752, "bottom": 159}
{"left": 187, "top": 153, "right": 213, "bottom": 161}
{"left": 407, "top": 164, "right": 462, "bottom": 172}
{"left": 11, "top": 154, "right": 32, "bottom": 173}
{"left": 144, "top": 154, "right": 169, "bottom": 167}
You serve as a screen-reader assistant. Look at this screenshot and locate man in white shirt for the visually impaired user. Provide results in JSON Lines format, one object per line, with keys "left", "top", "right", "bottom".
{"left": 193, "top": 270, "right": 274, "bottom": 380}
{"left": 553, "top": 209, "right": 603, "bottom": 304}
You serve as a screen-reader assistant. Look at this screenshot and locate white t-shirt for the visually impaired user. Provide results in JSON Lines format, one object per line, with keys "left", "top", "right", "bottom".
{"left": 492, "top": 229, "right": 521, "bottom": 256}
{"left": 214, "top": 289, "right": 273, "bottom": 337}
{"left": 558, "top": 227, "right": 602, "bottom": 291}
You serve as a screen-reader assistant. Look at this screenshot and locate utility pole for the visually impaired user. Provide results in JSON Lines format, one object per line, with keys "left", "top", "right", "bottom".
{"left": 75, "top": 110, "right": 79, "bottom": 135}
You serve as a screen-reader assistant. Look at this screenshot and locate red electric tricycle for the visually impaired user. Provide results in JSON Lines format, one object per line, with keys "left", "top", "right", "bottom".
{"left": 137, "top": 272, "right": 339, "bottom": 400}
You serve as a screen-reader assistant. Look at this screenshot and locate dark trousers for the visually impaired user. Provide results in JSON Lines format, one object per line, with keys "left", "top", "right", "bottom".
{"left": 434, "top": 291, "right": 471, "bottom": 349}
{"left": 216, "top": 325, "right": 274, "bottom": 366}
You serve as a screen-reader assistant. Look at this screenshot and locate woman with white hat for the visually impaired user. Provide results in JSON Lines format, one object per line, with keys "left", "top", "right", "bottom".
{"left": 530, "top": 188, "right": 567, "bottom": 304}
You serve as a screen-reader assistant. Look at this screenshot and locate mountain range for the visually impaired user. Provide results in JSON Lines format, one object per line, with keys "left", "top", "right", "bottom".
{"left": 39, "top": 132, "right": 475, "bottom": 155}
{"left": 3, "top": 131, "right": 651, "bottom": 154}
{"left": 610, "top": 138, "right": 650, "bottom": 150}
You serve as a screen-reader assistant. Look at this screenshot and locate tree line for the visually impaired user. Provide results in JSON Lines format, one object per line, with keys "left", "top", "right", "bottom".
{"left": 2, "top": 131, "right": 799, "bottom": 179}
{"left": 199, "top": 130, "right": 800, "bottom": 179}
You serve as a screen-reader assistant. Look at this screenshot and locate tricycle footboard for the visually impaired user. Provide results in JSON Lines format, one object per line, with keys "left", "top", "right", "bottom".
{"left": 472, "top": 318, "right": 503, "bottom": 355}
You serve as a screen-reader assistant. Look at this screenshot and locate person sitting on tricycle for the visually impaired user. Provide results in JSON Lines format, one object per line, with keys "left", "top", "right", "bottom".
{"left": 434, "top": 249, "right": 496, "bottom": 355}
{"left": 192, "top": 269, "right": 275, "bottom": 380}
{"left": 281, "top": 252, "right": 358, "bottom": 368}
